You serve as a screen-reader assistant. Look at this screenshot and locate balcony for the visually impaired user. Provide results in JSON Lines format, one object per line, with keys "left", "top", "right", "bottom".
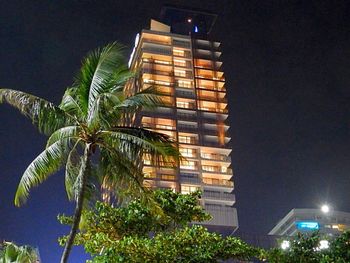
{"left": 202, "top": 167, "right": 233, "bottom": 176}
{"left": 142, "top": 68, "right": 173, "bottom": 77}
{"left": 142, "top": 123, "right": 175, "bottom": 131}
{"left": 198, "top": 107, "right": 228, "bottom": 114}
{"left": 142, "top": 37, "right": 171, "bottom": 46}
{"left": 142, "top": 46, "right": 172, "bottom": 56}
{"left": 175, "top": 89, "right": 196, "bottom": 99}
{"left": 180, "top": 174, "right": 201, "bottom": 185}
{"left": 203, "top": 178, "right": 234, "bottom": 188}
{"left": 177, "top": 112, "right": 197, "bottom": 121}
{"left": 199, "top": 112, "right": 228, "bottom": 123}
{"left": 201, "top": 153, "right": 231, "bottom": 162}
{"left": 197, "top": 95, "right": 227, "bottom": 103}
{"left": 173, "top": 39, "right": 191, "bottom": 48}
{"left": 196, "top": 75, "right": 225, "bottom": 82}
{"left": 193, "top": 39, "right": 220, "bottom": 50}
{"left": 203, "top": 191, "right": 236, "bottom": 203}
{"left": 177, "top": 123, "right": 197, "bottom": 132}
{"left": 173, "top": 49, "right": 192, "bottom": 58}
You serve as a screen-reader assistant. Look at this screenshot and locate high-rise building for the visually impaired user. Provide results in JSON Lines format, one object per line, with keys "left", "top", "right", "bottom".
{"left": 127, "top": 6, "right": 238, "bottom": 233}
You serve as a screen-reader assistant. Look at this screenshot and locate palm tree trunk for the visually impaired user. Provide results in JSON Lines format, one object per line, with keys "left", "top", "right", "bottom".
{"left": 60, "top": 143, "right": 91, "bottom": 263}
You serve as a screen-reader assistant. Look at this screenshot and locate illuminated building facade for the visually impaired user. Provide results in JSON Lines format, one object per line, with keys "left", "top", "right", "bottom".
{"left": 269, "top": 208, "right": 350, "bottom": 236}
{"left": 128, "top": 6, "right": 238, "bottom": 233}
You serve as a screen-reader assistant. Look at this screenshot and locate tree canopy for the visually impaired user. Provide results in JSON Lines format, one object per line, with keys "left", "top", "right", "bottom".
{"left": 58, "top": 190, "right": 261, "bottom": 262}
{"left": 0, "top": 242, "right": 39, "bottom": 263}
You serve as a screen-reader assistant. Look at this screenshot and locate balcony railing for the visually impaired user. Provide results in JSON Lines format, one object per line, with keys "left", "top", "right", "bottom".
{"left": 142, "top": 123, "right": 175, "bottom": 130}
{"left": 203, "top": 191, "right": 236, "bottom": 202}
{"left": 177, "top": 123, "right": 197, "bottom": 131}
{"left": 175, "top": 89, "right": 196, "bottom": 98}
{"left": 173, "top": 39, "right": 191, "bottom": 48}
{"left": 202, "top": 167, "right": 233, "bottom": 175}
{"left": 198, "top": 107, "right": 228, "bottom": 113}
{"left": 201, "top": 153, "right": 230, "bottom": 162}
{"left": 142, "top": 47, "right": 172, "bottom": 56}
{"left": 197, "top": 95, "right": 227, "bottom": 103}
{"left": 142, "top": 38, "right": 171, "bottom": 46}
{"left": 196, "top": 75, "right": 225, "bottom": 81}
{"left": 177, "top": 112, "right": 197, "bottom": 121}
{"left": 196, "top": 85, "right": 226, "bottom": 92}
{"left": 142, "top": 68, "right": 173, "bottom": 77}
{"left": 180, "top": 174, "right": 201, "bottom": 185}
{"left": 203, "top": 178, "right": 234, "bottom": 187}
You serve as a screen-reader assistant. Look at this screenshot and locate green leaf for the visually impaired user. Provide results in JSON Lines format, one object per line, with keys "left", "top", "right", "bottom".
{"left": 65, "top": 141, "right": 82, "bottom": 201}
{"left": 0, "top": 89, "right": 72, "bottom": 135}
{"left": 46, "top": 126, "right": 81, "bottom": 148}
{"left": 14, "top": 140, "right": 72, "bottom": 206}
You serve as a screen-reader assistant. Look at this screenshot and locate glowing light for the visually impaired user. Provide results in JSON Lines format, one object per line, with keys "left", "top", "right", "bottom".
{"left": 321, "top": 204, "right": 330, "bottom": 213}
{"left": 194, "top": 26, "right": 199, "bottom": 33}
{"left": 187, "top": 18, "right": 192, "bottom": 23}
{"left": 296, "top": 221, "right": 320, "bottom": 231}
{"left": 281, "top": 240, "right": 290, "bottom": 250}
{"left": 318, "top": 240, "right": 329, "bottom": 250}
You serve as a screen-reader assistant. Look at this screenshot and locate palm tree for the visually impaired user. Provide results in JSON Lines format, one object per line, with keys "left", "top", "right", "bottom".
{"left": 0, "top": 242, "right": 39, "bottom": 263}
{"left": 0, "top": 42, "right": 179, "bottom": 263}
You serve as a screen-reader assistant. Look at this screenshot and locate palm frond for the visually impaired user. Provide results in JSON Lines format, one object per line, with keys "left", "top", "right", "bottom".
{"left": 46, "top": 126, "right": 81, "bottom": 148}
{"left": 101, "top": 127, "right": 180, "bottom": 164}
{"left": 14, "top": 140, "right": 73, "bottom": 206}
{"left": 98, "top": 146, "right": 146, "bottom": 199}
{"left": 0, "top": 89, "right": 72, "bottom": 135}
{"left": 87, "top": 92, "right": 123, "bottom": 130}
{"left": 74, "top": 42, "right": 126, "bottom": 117}
{"left": 59, "top": 87, "right": 85, "bottom": 120}
{"left": 116, "top": 86, "right": 165, "bottom": 111}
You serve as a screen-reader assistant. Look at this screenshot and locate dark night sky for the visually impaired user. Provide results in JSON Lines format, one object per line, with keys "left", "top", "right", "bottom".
{"left": 1, "top": 0, "right": 350, "bottom": 261}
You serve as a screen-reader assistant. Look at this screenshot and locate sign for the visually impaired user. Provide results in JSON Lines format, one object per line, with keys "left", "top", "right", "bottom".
{"left": 295, "top": 221, "right": 320, "bottom": 231}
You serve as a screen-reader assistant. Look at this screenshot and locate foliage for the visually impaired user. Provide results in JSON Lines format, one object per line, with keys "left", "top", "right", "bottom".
{"left": 326, "top": 231, "right": 350, "bottom": 262}
{"left": 265, "top": 231, "right": 350, "bottom": 263}
{"left": 87, "top": 225, "right": 260, "bottom": 263}
{"left": 0, "top": 242, "right": 39, "bottom": 263}
{"left": 58, "top": 190, "right": 261, "bottom": 262}
{"left": 1, "top": 42, "right": 179, "bottom": 262}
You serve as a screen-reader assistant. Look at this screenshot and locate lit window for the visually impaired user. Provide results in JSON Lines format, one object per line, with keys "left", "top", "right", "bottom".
{"left": 201, "top": 152, "right": 211, "bottom": 159}
{"left": 174, "top": 59, "right": 186, "bottom": 67}
{"left": 177, "top": 80, "right": 192, "bottom": 88}
{"left": 180, "top": 160, "right": 196, "bottom": 170}
{"left": 174, "top": 69, "right": 186, "bottom": 77}
{"left": 179, "top": 148, "right": 196, "bottom": 158}
{"left": 202, "top": 165, "right": 216, "bottom": 172}
{"left": 176, "top": 101, "right": 190, "bottom": 108}
{"left": 178, "top": 135, "right": 193, "bottom": 144}
{"left": 161, "top": 174, "right": 175, "bottom": 181}
{"left": 155, "top": 80, "right": 171, "bottom": 86}
{"left": 144, "top": 173, "right": 156, "bottom": 179}
{"left": 173, "top": 49, "right": 185, "bottom": 57}
{"left": 154, "top": 59, "right": 171, "bottom": 65}
{"left": 181, "top": 185, "right": 199, "bottom": 194}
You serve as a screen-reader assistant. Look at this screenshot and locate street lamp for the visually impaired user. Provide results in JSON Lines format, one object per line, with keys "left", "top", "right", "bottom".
{"left": 321, "top": 204, "right": 330, "bottom": 213}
